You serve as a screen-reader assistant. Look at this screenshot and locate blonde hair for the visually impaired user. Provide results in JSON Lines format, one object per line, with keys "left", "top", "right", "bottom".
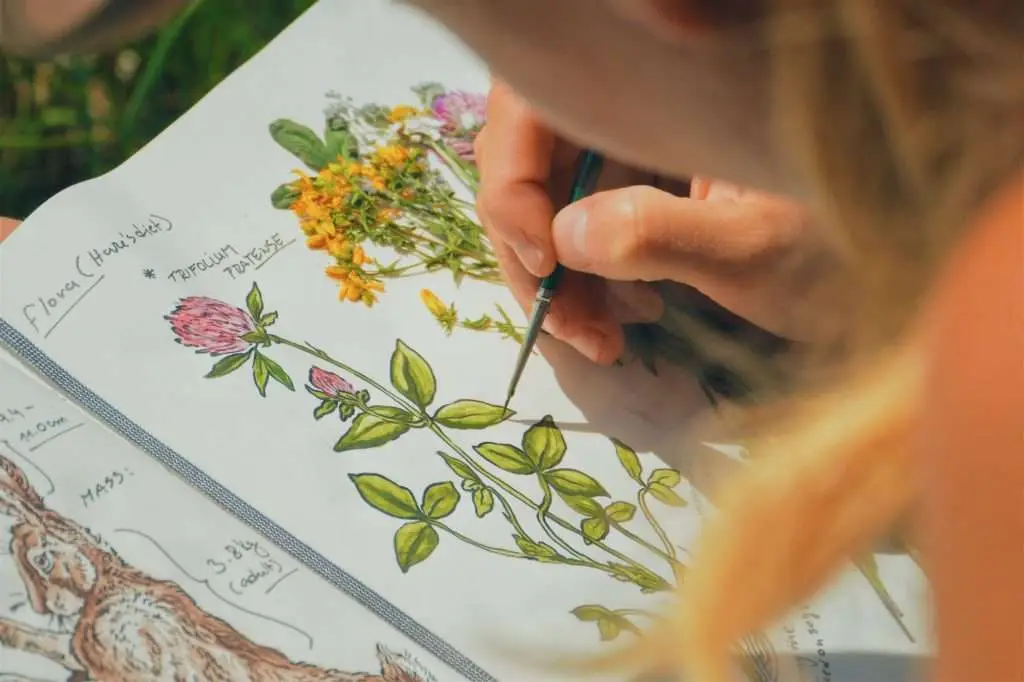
{"left": 581, "top": 2, "right": 1024, "bottom": 680}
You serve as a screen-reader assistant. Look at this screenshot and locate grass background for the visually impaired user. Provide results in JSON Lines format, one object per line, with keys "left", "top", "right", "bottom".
{"left": 0, "top": 0, "right": 316, "bottom": 219}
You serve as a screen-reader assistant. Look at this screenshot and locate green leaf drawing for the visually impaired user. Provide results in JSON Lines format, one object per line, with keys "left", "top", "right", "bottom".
{"left": 349, "top": 473, "right": 420, "bottom": 520}
{"left": 439, "top": 452, "right": 480, "bottom": 485}
{"left": 334, "top": 408, "right": 412, "bottom": 452}
{"left": 205, "top": 350, "right": 251, "bottom": 379}
{"left": 581, "top": 516, "right": 610, "bottom": 544}
{"left": 521, "top": 415, "right": 566, "bottom": 471}
{"left": 262, "top": 354, "right": 294, "bottom": 392}
{"left": 394, "top": 521, "right": 439, "bottom": 573}
{"left": 472, "top": 488, "right": 494, "bottom": 518}
{"left": 269, "top": 118, "right": 331, "bottom": 171}
{"left": 607, "top": 563, "right": 673, "bottom": 593}
{"left": 648, "top": 468, "right": 683, "bottom": 488}
{"left": 545, "top": 468, "right": 609, "bottom": 498}
{"left": 474, "top": 443, "right": 534, "bottom": 475}
{"left": 605, "top": 501, "right": 637, "bottom": 523}
{"left": 252, "top": 353, "right": 270, "bottom": 397}
{"left": 259, "top": 311, "right": 279, "bottom": 327}
{"left": 613, "top": 438, "right": 644, "bottom": 485}
{"left": 324, "top": 127, "right": 359, "bottom": 161}
{"left": 390, "top": 340, "right": 437, "bottom": 409}
{"left": 246, "top": 282, "right": 264, "bottom": 319}
{"left": 571, "top": 605, "right": 640, "bottom": 642}
{"left": 421, "top": 481, "right": 459, "bottom": 520}
{"left": 560, "top": 494, "right": 604, "bottom": 518}
{"left": 270, "top": 183, "right": 299, "bottom": 210}
{"left": 314, "top": 399, "right": 337, "bottom": 420}
{"left": 648, "top": 482, "right": 688, "bottom": 507}
{"left": 513, "top": 534, "right": 559, "bottom": 561}
{"left": 432, "top": 399, "right": 513, "bottom": 429}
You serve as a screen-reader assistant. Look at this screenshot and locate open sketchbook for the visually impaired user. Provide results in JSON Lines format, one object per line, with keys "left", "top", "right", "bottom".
{"left": 0, "top": 1, "right": 929, "bottom": 680}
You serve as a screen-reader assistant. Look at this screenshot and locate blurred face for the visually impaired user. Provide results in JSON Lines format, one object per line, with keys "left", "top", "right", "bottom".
{"left": 404, "top": 0, "right": 804, "bottom": 199}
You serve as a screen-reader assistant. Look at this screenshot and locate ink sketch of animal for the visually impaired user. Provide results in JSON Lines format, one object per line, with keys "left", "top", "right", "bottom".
{"left": 0, "top": 454, "right": 438, "bottom": 682}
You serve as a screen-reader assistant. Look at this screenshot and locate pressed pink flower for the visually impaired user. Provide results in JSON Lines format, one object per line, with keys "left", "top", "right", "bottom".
{"left": 430, "top": 91, "right": 486, "bottom": 132}
{"left": 166, "top": 297, "right": 256, "bottom": 356}
{"left": 308, "top": 366, "right": 354, "bottom": 396}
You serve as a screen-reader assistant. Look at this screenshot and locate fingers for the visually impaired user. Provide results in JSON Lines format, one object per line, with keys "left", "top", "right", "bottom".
{"left": 476, "top": 82, "right": 559, "bottom": 277}
{"left": 0, "top": 218, "right": 20, "bottom": 242}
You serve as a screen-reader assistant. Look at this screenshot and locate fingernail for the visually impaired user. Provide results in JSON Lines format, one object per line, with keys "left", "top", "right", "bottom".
{"left": 512, "top": 241, "right": 546, "bottom": 276}
{"left": 552, "top": 204, "right": 588, "bottom": 262}
{"left": 569, "top": 326, "right": 609, "bottom": 363}
{"left": 607, "top": 282, "right": 664, "bottom": 322}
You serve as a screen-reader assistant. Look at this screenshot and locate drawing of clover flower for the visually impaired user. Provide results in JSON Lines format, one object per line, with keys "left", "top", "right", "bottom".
{"left": 166, "top": 296, "right": 256, "bottom": 355}
{"left": 165, "top": 283, "right": 294, "bottom": 397}
{"left": 306, "top": 366, "right": 369, "bottom": 422}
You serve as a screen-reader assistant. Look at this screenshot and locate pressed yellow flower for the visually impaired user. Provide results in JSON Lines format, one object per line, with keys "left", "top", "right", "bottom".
{"left": 387, "top": 105, "right": 419, "bottom": 123}
{"left": 375, "top": 144, "right": 409, "bottom": 168}
{"left": 326, "top": 238, "right": 349, "bottom": 259}
{"left": 420, "top": 289, "right": 448, "bottom": 319}
{"left": 306, "top": 234, "right": 328, "bottom": 250}
{"left": 352, "top": 246, "right": 370, "bottom": 266}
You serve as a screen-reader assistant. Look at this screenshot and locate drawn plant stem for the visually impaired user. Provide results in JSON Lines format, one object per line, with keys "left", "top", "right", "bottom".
{"left": 431, "top": 522, "right": 528, "bottom": 559}
{"left": 425, "top": 420, "right": 653, "bottom": 579}
{"left": 536, "top": 474, "right": 596, "bottom": 564}
{"left": 638, "top": 489, "right": 677, "bottom": 561}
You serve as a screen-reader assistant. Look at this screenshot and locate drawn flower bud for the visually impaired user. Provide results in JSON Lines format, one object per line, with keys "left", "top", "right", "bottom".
{"left": 308, "top": 366, "right": 354, "bottom": 397}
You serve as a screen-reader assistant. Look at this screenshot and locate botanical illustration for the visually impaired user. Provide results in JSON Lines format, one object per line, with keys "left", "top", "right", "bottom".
{"left": 161, "top": 283, "right": 873, "bottom": 682}
{"left": 0, "top": 453, "right": 439, "bottom": 682}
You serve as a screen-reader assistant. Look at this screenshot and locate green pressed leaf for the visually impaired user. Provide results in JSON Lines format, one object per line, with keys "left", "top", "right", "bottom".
{"left": 262, "top": 354, "right": 294, "bottom": 391}
{"left": 472, "top": 488, "right": 494, "bottom": 518}
{"left": 269, "top": 118, "right": 331, "bottom": 171}
{"left": 513, "top": 534, "right": 559, "bottom": 560}
{"left": 334, "top": 409, "right": 412, "bottom": 452}
{"left": 560, "top": 494, "right": 604, "bottom": 518}
{"left": 605, "top": 501, "right": 637, "bottom": 523}
{"left": 439, "top": 453, "right": 480, "bottom": 484}
{"left": 581, "top": 516, "right": 610, "bottom": 544}
{"left": 432, "top": 400, "right": 513, "bottom": 429}
{"left": 612, "top": 438, "right": 643, "bottom": 484}
{"left": 245, "top": 282, "right": 264, "bottom": 319}
{"left": 349, "top": 474, "right": 420, "bottom": 519}
{"left": 270, "top": 183, "right": 300, "bottom": 210}
{"left": 325, "top": 127, "right": 359, "bottom": 160}
{"left": 252, "top": 354, "right": 270, "bottom": 397}
{"left": 648, "top": 482, "right": 688, "bottom": 507}
{"left": 390, "top": 340, "right": 437, "bottom": 409}
{"left": 421, "top": 481, "right": 460, "bottom": 520}
{"left": 394, "top": 521, "right": 439, "bottom": 573}
{"left": 521, "top": 415, "right": 566, "bottom": 471}
{"left": 314, "top": 399, "right": 337, "bottom": 421}
{"left": 473, "top": 443, "right": 534, "bottom": 475}
{"left": 205, "top": 351, "right": 251, "bottom": 379}
{"left": 545, "top": 468, "right": 609, "bottom": 498}
{"left": 648, "top": 468, "right": 683, "bottom": 488}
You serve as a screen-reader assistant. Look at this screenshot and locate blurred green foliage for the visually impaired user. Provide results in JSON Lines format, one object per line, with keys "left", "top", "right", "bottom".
{"left": 0, "top": 0, "right": 316, "bottom": 219}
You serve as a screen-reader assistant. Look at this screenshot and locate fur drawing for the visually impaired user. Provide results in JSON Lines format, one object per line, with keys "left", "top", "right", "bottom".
{"left": 0, "top": 454, "right": 438, "bottom": 682}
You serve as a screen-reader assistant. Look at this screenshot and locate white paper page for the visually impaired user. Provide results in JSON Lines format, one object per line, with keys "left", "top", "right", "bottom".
{"left": 0, "top": 1, "right": 929, "bottom": 680}
{"left": 0, "top": 353, "right": 462, "bottom": 682}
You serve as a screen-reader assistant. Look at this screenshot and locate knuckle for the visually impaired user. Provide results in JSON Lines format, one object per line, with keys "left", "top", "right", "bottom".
{"left": 609, "top": 188, "right": 662, "bottom": 264}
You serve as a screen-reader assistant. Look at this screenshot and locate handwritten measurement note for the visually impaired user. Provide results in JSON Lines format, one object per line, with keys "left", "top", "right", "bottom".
{"left": 206, "top": 538, "right": 295, "bottom": 596}
{"left": 0, "top": 403, "right": 84, "bottom": 451}
{"left": 80, "top": 467, "right": 135, "bottom": 508}
{"left": 21, "top": 213, "right": 174, "bottom": 338}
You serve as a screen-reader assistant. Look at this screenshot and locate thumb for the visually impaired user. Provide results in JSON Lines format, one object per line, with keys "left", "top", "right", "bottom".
{"left": 551, "top": 185, "right": 759, "bottom": 283}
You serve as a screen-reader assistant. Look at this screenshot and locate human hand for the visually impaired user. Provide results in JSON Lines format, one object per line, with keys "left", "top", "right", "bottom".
{"left": 475, "top": 81, "right": 838, "bottom": 365}
{"left": 0, "top": 218, "right": 19, "bottom": 242}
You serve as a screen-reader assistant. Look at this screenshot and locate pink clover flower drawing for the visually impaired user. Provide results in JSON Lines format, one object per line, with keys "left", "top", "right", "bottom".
{"left": 166, "top": 297, "right": 256, "bottom": 356}
{"left": 307, "top": 366, "right": 354, "bottom": 397}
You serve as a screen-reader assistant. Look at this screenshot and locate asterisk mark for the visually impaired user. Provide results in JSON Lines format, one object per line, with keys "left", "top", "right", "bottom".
{"left": 142, "top": 269, "right": 156, "bottom": 279}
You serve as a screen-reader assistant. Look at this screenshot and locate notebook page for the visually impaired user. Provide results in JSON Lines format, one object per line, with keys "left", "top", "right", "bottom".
{"left": 0, "top": 1, "right": 929, "bottom": 680}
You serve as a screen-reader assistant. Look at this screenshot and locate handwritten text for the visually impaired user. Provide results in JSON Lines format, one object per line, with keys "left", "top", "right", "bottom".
{"left": 206, "top": 538, "right": 290, "bottom": 595}
{"left": 167, "top": 244, "right": 239, "bottom": 283}
{"left": 222, "top": 234, "right": 291, "bottom": 280}
{"left": 80, "top": 468, "right": 135, "bottom": 508}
